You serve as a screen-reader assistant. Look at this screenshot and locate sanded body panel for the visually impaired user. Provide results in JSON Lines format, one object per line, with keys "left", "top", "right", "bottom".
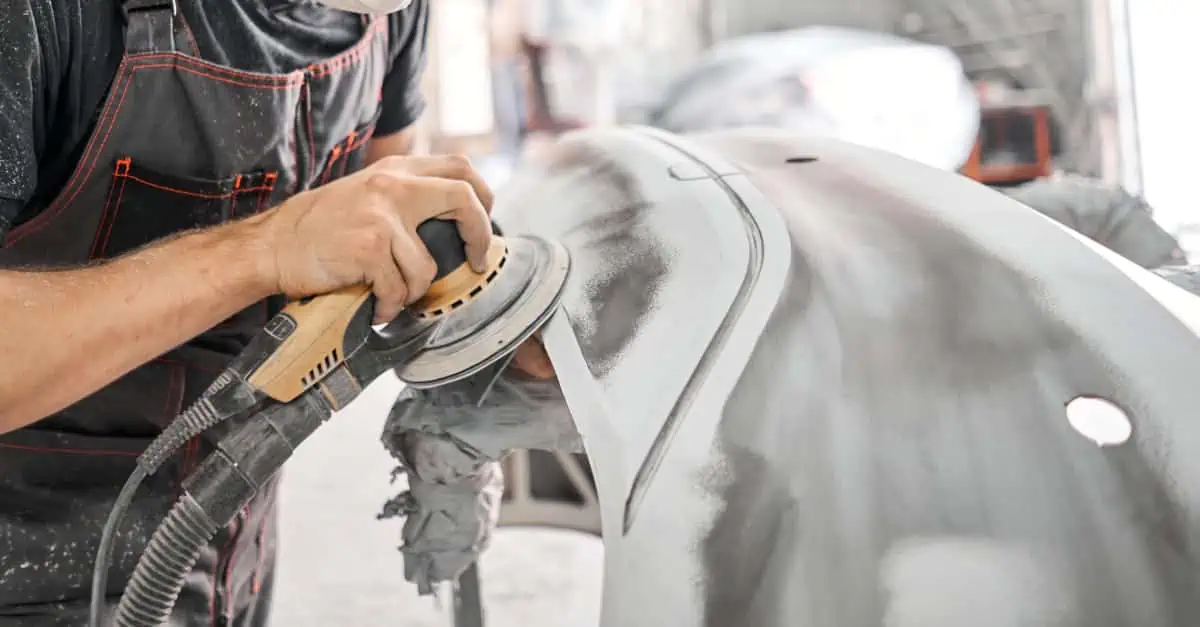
{"left": 498, "top": 127, "right": 1200, "bottom": 626}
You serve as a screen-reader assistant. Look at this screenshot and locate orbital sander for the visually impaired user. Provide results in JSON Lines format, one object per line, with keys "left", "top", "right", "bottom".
{"left": 88, "top": 219, "right": 570, "bottom": 627}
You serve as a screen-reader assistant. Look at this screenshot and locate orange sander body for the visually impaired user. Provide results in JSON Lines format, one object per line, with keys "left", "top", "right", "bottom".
{"left": 247, "top": 219, "right": 570, "bottom": 403}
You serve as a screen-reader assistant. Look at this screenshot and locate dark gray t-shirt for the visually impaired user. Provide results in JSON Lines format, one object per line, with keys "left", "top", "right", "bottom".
{"left": 0, "top": 0, "right": 430, "bottom": 236}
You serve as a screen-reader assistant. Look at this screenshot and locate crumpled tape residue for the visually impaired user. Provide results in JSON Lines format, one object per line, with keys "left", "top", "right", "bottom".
{"left": 378, "top": 375, "right": 581, "bottom": 594}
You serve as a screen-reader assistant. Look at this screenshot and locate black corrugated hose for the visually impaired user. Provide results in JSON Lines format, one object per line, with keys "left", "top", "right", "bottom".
{"left": 88, "top": 370, "right": 245, "bottom": 627}
{"left": 113, "top": 386, "right": 333, "bottom": 626}
{"left": 113, "top": 494, "right": 219, "bottom": 626}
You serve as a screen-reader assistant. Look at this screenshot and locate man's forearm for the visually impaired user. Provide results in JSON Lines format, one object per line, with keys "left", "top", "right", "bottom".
{"left": 0, "top": 214, "right": 278, "bottom": 433}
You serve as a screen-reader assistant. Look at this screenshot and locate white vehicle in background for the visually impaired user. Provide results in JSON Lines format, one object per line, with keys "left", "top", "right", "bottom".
{"left": 646, "top": 26, "right": 981, "bottom": 173}
{"left": 642, "top": 25, "right": 1182, "bottom": 268}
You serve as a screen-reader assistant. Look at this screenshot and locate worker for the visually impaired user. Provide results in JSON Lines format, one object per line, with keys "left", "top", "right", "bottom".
{"left": 0, "top": 0, "right": 544, "bottom": 624}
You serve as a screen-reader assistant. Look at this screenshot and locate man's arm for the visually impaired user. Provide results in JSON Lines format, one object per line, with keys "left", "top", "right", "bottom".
{"left": 0, "top": 155, "right": 497, "bottom": 435}
{"left": 0, "top": 217, "right": 277, "bottom": 432}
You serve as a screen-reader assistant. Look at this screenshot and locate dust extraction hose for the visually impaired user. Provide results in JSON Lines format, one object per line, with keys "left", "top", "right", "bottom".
{"left": 113, "top": 495, "right": 219, "bottom": 625}
{"left": 89, "top": 370, "right": 249, "bottom": 627}
{"left": 112, "top": 384, "right": 334, "bottom": 626}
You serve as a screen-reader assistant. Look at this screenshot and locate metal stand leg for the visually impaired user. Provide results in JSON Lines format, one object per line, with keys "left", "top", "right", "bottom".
{"left": 451, "top": 563, "right": 485, "bottom": 627}
{"left": 447, "top": 449, "right": 602, "bottom": 627}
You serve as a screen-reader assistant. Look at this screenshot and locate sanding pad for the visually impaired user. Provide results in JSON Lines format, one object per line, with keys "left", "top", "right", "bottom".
{"left": 395, "top": 234, "right": 571, "bottom": 388}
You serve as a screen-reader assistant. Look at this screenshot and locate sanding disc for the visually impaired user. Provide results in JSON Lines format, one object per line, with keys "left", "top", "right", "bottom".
{"left": 396, "top": 234, "right": 571, "bottom": 388}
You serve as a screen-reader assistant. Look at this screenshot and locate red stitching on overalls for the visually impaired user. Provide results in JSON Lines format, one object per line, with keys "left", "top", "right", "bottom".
{"left": 139, "top": 64, "right": 301, "bottom": 90}
{"left": 131, "top": 52, "right": 305, "bottom": 86}
{"left": 9, "top": 17, "right": 385, "bottom": 245}
{"left": 327, "top": 124, "right": 375, "bottom": 182}
{"left": 337, "top": 147, "right": 351, "bottom": 180}
{"left": 0, "top": 442, "right": 139, "bottom": 456}
{"left": 125, "top": 174, "right": 272, "bottom": 199}
{"left": 319, "top": 144, "right": 343, "bottom": 186}
{"left": 307, "top": 20, "right": 386, "bottom": 78}
{"left": 303, "top": 18, "right": 386, "bottom": 185}
{"left": 256, "top": 172, "right": 278, "bottom": 213}
{"left": 3, "top": 63, "right": 134, "bottom": 245}
{"left": 231, "top": 176, "right": 244, "bottom": 219}
{"left": 232, "top": 172, "right": 280, "bottom": 218}
{"left": 347, "top": 127, "right": 374, "bottom": 153}
{"left": 96, "top": 172, "right": 132, "bottom": 257}
{"left": 96, "top": 158, "right": 275, "bottom": 255}
{"left": 4, "top": 57, "right": 305, "bottom": 246}
{"left": 89, "top": 158, "right": 130, "bottom": 257}
{"left": 3, "top": 38, "right": 326, "bottom": 244}
{"left": 336, "top": 133, "right": 353, "bottom": 180}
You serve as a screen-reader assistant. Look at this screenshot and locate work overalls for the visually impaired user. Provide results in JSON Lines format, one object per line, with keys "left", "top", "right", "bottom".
{"left": 0, "top": 1, "right": 388, "bottom": 624}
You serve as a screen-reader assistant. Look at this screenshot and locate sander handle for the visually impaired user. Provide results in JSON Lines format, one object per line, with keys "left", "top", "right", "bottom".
{"left": 418, "top": 218, "right": 471, "bottom": 281}
{"left": 243, "top": 218, "right": 494, "bottom": 402}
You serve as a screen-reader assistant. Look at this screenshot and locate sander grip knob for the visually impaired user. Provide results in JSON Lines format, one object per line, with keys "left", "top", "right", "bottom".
{"left": 416, "top": 219, "right": 468, "bottom": 282}
{"left": 416, "top": 218, "right": 504, "bottom": 282}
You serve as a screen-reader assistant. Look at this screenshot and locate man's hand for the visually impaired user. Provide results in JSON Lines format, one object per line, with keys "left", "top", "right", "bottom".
{"left": 511, "top": 334, "right": 555, "bottom": 379}
{"left": 261, "top": 154, "right": 496, "bottom": 323}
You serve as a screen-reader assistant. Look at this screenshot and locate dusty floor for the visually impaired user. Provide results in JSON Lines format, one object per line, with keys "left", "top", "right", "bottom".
{"left": 270, "top": 373, "right": 603, "bottom": 627}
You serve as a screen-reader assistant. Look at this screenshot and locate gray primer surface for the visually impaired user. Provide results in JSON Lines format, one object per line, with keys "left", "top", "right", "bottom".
{"left": 694, "top": 130, "right": 1200, "bottom": 627}
{"left": 399, "top": 126, "right": 1200, "bottom": 626}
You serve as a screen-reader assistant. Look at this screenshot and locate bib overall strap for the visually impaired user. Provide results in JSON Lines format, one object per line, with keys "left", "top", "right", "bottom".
{"left": 123, "top": 0, "right": 177, "bottom": 54}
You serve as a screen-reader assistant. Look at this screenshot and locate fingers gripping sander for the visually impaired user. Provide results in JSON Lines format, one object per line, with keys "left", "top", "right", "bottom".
{"left": 96, "top": 221, "right": 570, "bottom": 627}
{"left": 250, "top": 220, "right": 570, "bottom": 402}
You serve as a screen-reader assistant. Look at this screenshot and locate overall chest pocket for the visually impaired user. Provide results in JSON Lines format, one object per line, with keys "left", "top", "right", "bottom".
{"left": 317, "top": 115, "right": 379, "bottom": 187}
{"left": 90, "top": 157, "right": 279, "bottom": 260}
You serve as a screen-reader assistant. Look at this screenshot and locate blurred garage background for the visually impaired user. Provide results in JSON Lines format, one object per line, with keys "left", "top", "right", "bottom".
{"left": 270, "top": 0, "right": 1200, "bottom": 625}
